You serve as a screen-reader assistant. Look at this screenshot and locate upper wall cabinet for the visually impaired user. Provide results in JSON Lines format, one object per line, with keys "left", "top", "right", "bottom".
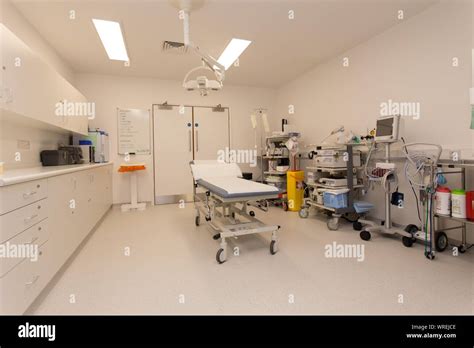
{"left": 0, "top": 24, "right": 88, "bottom": 135}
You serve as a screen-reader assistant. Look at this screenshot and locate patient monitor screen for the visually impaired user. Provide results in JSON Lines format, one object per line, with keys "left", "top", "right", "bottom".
{"left": 376, "top": 117, "right": 394, "bottom": 137}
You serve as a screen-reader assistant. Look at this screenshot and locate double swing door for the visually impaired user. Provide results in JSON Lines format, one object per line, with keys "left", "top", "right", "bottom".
{"left": 153, "top": 105, "right": 229, "bottom": 204}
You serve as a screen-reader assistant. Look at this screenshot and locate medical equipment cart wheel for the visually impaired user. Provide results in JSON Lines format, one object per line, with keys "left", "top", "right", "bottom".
{"left": 402, "top": 236, "right": 415, "bottom": 247}
{"left": 404, "top": 224, "right": 419, "bottom": 234}
{"left": 353, "top": 221, "right": 363, "bottom": 231}
{"left": 401, "top": 224, "right": 417, "bottom": 247}
{"left": 282, "top": 201, "right": 289, "bottom": 211}
{"left": 299, "top": 207, "right": 309, "bottom": 218}
{"left": 216, "top": 248, "right": 226, "bottom": 264}
{"left": 270, "top": 240, "right": 278, "bottom": 255}
{"left": 249, "top": 210, "right": 255, "bottom": 217}
{"left": 435, "top": 231, "right": 448, "bottom": 252}
{"left": 425, "top": 251, "right": 435, "bottom": 260}
{"left": 360, "top": 230, "right": 371, "bottom": 241}
{"left": 457, "top": 245, "right": 466, "bottom": 254}
{"left": 327, "top": 217, "right": 339, "bottom": 231}
{"left": 195, "top": 215, "right": 200, "bottom": 226}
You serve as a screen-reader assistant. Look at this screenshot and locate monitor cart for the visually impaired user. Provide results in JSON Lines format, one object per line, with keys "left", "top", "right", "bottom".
{"left": 261, "top": 134, "right": 291, "bottom": 210}
{"left": 299, "top": 144, "right": 363, "bottom": 230}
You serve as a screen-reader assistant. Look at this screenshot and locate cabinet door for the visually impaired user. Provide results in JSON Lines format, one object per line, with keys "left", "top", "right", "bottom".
{"left": 47, "top": 173, "right": 78, "bottom": 272}
{"left": 100, "top": 165, "right": 113, "bottom": 215}
{"left": 57, "top": 76, "right": 89, "bottom": 136}
{"left": 75, "top": 170, "right": 95, "bottom": 237}
{"left": 153, "top": 105, "right": 194, "bottom": 203}
{"left": 1, "top": 25, "right": 60, "bottom": 126}
{"left": 0, "top": 25, "right": 88, "bottom": 134}
{"left": 193, "top": 107, "right": 230, "bottom": 161}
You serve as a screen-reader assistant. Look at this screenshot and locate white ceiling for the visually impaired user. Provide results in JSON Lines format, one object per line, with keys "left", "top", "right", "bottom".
{"left": 12, "top": 0, "right": 438, "bottom": 88}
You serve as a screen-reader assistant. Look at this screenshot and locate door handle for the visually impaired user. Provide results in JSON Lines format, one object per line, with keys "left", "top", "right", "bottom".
{"left": 23, "top": 191, "right": 37, "bottom": 199}
{"left": 195, "top": 130, "right": 199, "bottom": 152}
{"left": 26, "top": 236, "right": 39, "bottom": 245}
{"left": 188, "top": 130, "right": 192, "bottom": 152}
{"left": 24, "top": 214, "right": 38, "bottom": 223}
{"left": 25, "top": 275, "right": 40, "bottom": 286}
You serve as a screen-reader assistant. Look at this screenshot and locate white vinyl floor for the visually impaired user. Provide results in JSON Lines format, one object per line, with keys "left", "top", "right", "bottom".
{"left": 28, "top": 204, "right": 473, "bottom": 315}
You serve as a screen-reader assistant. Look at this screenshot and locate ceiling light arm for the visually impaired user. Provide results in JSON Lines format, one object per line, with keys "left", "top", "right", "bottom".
{"left": 189, "top": 44, "right": 225, "bottom": 82}
{"left": 180, "top": 9, "right": 225, "bottom": 82}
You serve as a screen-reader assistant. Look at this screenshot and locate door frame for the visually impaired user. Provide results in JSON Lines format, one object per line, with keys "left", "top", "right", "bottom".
{"left": 151, "top": 104, "right": 231, "bottom": 205}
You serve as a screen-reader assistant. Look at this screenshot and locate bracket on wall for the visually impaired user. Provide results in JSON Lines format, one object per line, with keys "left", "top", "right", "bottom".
{"left": 157, "top": 101, "right": 173, "bottom": 110}
{"left": 212, "top": 104, "right": 226, "bottom": 112}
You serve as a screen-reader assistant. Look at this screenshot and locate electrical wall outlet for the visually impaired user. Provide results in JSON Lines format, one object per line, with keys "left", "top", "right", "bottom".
{"left": 17, "top": 140, "right": 30, "bottom": 150}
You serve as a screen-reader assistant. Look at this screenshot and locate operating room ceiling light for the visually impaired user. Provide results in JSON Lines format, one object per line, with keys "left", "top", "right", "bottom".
{"left": 217, "top": 38, "right": 252, "bottom": 70}
{"left": 92, "top": 19, "right": 129, "bottom": 61}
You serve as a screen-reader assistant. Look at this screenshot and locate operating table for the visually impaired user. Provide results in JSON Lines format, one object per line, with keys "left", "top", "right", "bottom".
{"left": 190, "top": 161, "right": 281, "bottom": 264}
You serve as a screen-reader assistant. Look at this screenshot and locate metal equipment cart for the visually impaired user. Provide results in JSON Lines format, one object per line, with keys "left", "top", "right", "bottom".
{"left": 434, "top": 160, "right": 473, "bottom": 254}
{"left": 299, "top": 144, "right": 363, "bottom": 230}
{"left": 261, "top": 134, "right": 291, "bottom": 210}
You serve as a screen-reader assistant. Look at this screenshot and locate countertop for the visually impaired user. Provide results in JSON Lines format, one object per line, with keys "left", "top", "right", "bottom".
{"left": 0, "top": 162, "right": 113, "bottom": 187}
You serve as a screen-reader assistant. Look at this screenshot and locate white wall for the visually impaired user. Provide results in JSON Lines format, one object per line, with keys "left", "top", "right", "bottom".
{"left": 273, "top": 0, "right": 473, "bottom": 242}
{"left": 75, "top": 73, "right": 277, "bottom": 204}
{"left": 0, "top": 120, "right": 69, "bottom": 169}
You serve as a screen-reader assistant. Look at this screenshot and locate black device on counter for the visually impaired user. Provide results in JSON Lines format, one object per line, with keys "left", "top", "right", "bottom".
{"left": 59, "top": 146, "right": 84, "bottom": 165}
{"left": 40, "top": 146, "right": 84, "bottom": 166}
{"left": 40, "top": 150, "right": 68, "bottom": 166}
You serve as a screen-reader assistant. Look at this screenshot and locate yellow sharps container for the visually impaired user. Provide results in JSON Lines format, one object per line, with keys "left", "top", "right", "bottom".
{"left": 286, "top": 170, "right": 304, "bottom": 211}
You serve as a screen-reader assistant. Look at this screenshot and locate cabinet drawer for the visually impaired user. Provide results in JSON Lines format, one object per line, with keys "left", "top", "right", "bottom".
{"left": 0, "top": 199, "right": 48, "bottom": 244}
{"left": 0, "top": 219, "right": 49, "bottom": 278}
{"left": 0, "top": 179, "right": 47, "bottom": 215}
{"left": 0, "top": 241, "right": 51, "bottom": 314}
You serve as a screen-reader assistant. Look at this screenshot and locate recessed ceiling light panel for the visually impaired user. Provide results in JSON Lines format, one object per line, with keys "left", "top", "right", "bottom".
{"left": 217, "top": 38, "right": 252, "bottom": 70}
{"left": 92, "top": 19, "right": 129, "bottom": 61}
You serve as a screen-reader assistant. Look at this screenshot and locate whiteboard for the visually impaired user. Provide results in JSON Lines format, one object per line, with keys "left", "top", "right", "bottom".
{"left": 117, "top": 108, "right": 151, "bottom": 155}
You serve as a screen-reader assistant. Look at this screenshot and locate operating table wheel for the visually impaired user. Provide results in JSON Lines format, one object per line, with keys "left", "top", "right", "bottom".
{"left": 216, "top": 248, "right": 226, "bottom": 264}
{"left": 195, "top": 216, "right": 200, "bottom": 226}
{"left": 360, "top": 230, "right": 371, "bottom": 241}
{"left": 270, "top": 240, "right": 278, "bottom": 255}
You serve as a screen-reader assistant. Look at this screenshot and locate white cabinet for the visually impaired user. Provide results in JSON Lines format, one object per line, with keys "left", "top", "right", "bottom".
{"left": 48, "top": 165, "right": 112, "bottom": 273}
{"left": 0, "top": 178, "right": 47, "bottom": 215}
{"left": 0, "top": 164, "right": 113, "bottom": 314}
{"left": 0, "top": 24, "right": 88, "bottom": 135}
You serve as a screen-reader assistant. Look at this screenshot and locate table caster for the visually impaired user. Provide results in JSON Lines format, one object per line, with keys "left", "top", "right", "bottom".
{"left": 402, "top": 236, "right": 415, "bottom": 247}
{"left": 360, "top": 230, "right": 371, "bottom": 241}
{"left": 435, "top": 231, "right": 448, "bottom": 252}
{"left": 270, "top": 240, "right": 278, "bottom": 255}
{"left": 299, "top": 208, "right": 309, "bottom": 219}
{"left": 425, "top": 251, "right": 435, "bottom": 260}
{"left": 216, "top": 248, "right": 226, "bottom": 264}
